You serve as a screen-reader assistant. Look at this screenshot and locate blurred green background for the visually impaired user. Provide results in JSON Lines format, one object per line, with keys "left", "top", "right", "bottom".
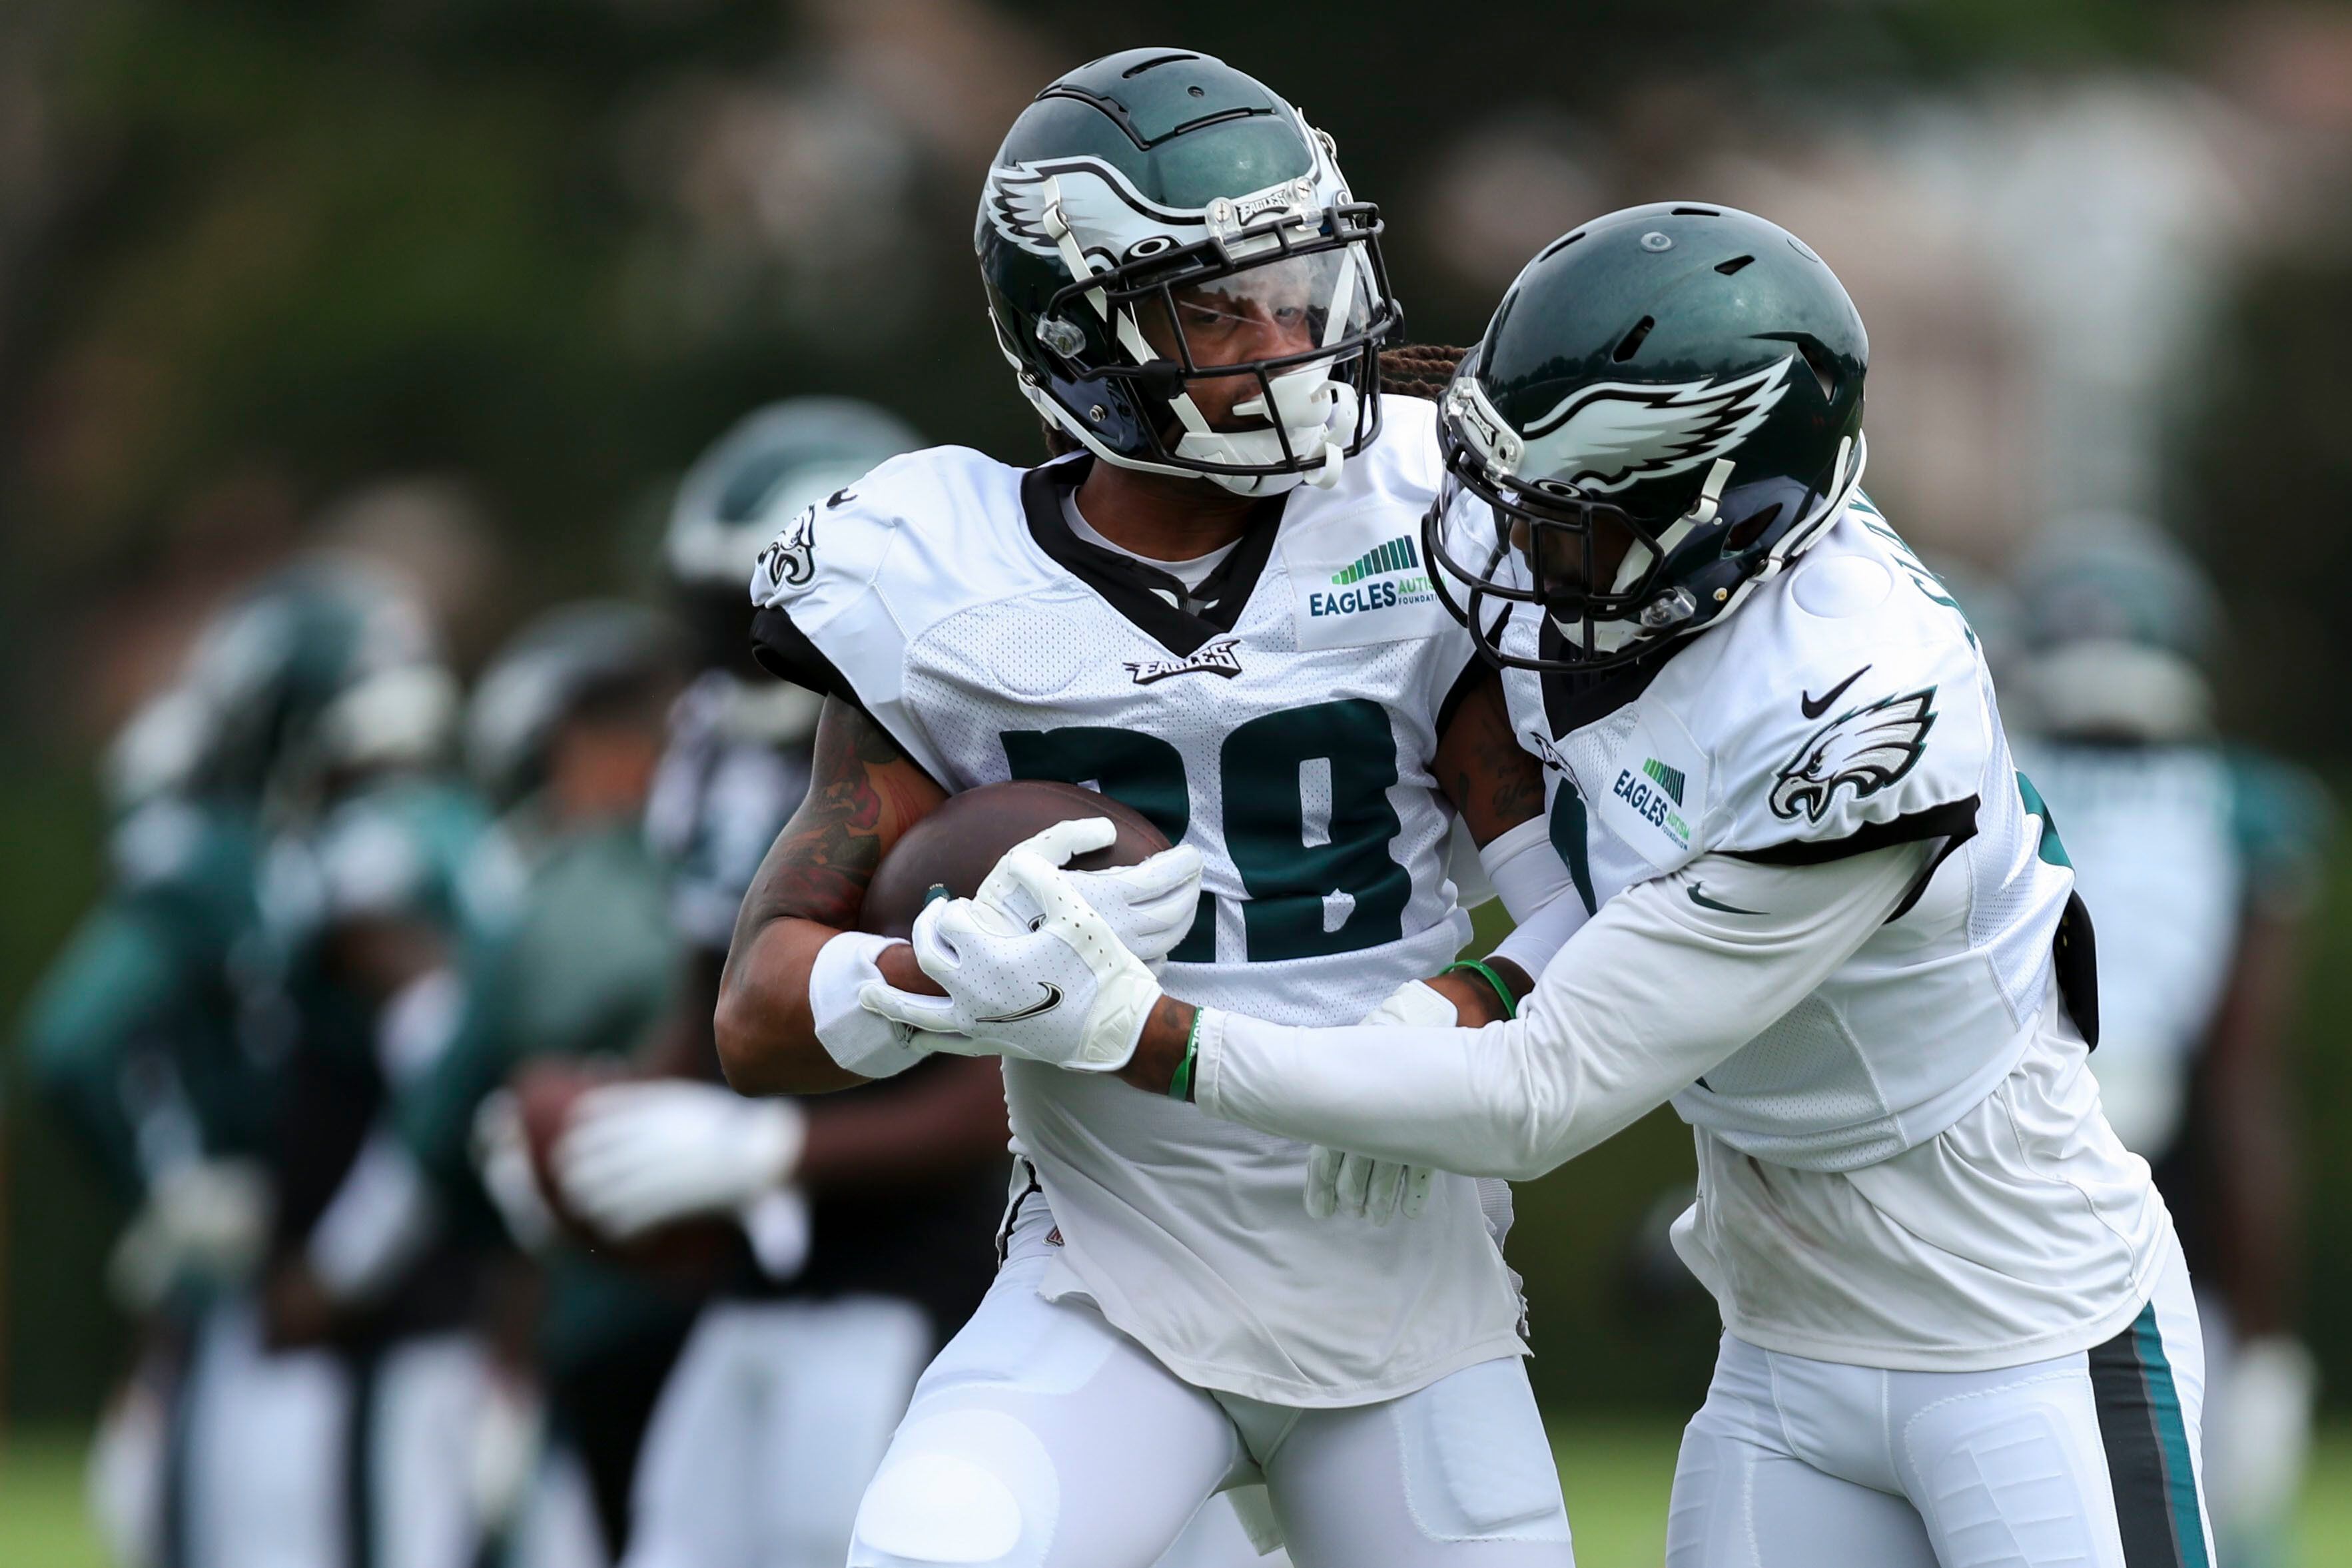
{"left": 5, "top": 0, "right": 2352, "bottom": 1452}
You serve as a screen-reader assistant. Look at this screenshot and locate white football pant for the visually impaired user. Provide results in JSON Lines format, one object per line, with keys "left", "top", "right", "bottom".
{"left": 847, "top": 1208, "right": 1573, "bottom": 1568}
{"left": 181, "top": 1300, "right": 348, "bottom": 1568}
{"left": 620, "top": 1295, "right": 933, "bottom": 1568}
{"left": 179, "top": 1302, "right": 492, "bottom": 1568}
{"left": 1668, "top": 1236, "right": 2211, "bottom": 1568}
{"left": 509, "top": 1446, "right": 611, "bottom": 1568}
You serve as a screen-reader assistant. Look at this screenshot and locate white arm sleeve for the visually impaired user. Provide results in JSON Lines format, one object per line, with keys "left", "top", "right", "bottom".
{"left": 1472, "top": 815, "right": 1587, "bottom": 984}
{"left": 1477, "top": 815, "right": 1574, "bottom": 923}
{"left": 1195, "top": 841, "right": 1930, "bottom": 1180}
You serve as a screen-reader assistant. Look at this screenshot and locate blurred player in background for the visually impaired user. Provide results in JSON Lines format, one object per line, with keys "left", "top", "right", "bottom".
{"left": 251, "top": 671, "right": 498, "bottom": 1568}
{"left": 22, "top": 557, "right": 462, "bottom": 1568}
{"left": 537, "top": 400, "right": 1008, "bottom": 1568}
{"left": 26, "top": 687, "right": 277, "bottom": 1568}
{"left": 2012, "top": 515, "right": 2331, "bottom": 1568}
{"left": 393, "top": 602, "right": 694, "bottom": 1568}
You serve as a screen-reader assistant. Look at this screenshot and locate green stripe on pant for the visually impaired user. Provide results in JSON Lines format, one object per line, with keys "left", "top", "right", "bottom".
{"left": 2087, "top": 1301, "right": 2209, "bottom": 1568}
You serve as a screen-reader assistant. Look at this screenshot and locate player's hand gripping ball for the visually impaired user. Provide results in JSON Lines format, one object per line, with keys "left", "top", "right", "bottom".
{"left": 860, "top": 817, "right": 1193, "bottom": 1070}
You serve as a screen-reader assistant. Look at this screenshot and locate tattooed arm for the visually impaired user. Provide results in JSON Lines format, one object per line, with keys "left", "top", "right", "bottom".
{"left": 714, "top": 697, "right": 949, "bottom": 1094}
{"left": 1433, "top": 669, "right": 1545, "bottom": 848}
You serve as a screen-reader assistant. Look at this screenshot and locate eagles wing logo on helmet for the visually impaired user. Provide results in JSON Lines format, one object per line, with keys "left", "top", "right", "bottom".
{"left": 985, "top": 157, "right": 1208, "bottom": 264}
{"left": 1768, "top": 688, "right": 1936, "bottom": 823}
{"left": 1517, "top": 357, "right": 1795, "bottom": 496}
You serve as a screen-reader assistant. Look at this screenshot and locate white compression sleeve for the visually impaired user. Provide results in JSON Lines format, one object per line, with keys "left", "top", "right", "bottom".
{"left": 1477, "top": 816, "right": 1575, "bottom": 922}
{"left": 1473, "top": 815, "right": 1588, "bottom": 984}
{"left": 1196, "top": 843, "right": 1930, "bottom": 1180}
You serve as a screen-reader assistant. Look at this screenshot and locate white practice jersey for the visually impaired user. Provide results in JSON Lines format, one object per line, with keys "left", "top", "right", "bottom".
{"left": 1492, "top": 496, "right": 2172, "bottom": 1367}
{"left": 643, "top": 673, "right": 816, "bottom": 952}
{"left": 749, "top": 410, "right": 1527, "bottom": 1405}
{"left": 2006, "top": 741, "right": 2239, "bottom": 1162}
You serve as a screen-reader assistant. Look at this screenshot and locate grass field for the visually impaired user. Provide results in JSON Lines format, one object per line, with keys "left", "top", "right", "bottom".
{"left": 3, "top": 1421, "right": 2348, "bottom": 1565}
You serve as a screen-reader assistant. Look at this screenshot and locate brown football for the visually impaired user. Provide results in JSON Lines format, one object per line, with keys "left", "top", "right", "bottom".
{"left": 512, "top": 1058, "right": 732, "bottom": 1282}
{"left": 858, "top": 779, "right": 1172, "bottom": 942}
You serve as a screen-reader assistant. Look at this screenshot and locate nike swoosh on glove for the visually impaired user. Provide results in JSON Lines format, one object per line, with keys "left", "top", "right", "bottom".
{"left": 859, "top": 826, "right": 1166, "bottom": 1072}
{"left": 1304, "top": 979, "right": 1454, "bottom": 1224}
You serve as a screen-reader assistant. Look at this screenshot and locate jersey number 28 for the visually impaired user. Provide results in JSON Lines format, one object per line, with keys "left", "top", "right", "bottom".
{"left": 1002, "top": 698, "right": 1411, "bottom": 963}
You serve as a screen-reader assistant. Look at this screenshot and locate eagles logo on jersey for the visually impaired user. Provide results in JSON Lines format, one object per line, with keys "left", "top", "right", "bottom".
{"left": 753, "top": 504, "right": 819, "bottom": 598}
{"left": 1769, "top": 689, "right": 1937, "bottom": 824}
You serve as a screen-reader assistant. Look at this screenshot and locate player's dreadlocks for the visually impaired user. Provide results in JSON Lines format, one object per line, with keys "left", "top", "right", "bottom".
{"left": 1038, "top": 346, "right": 1475, "bottom": 459}
{"left": 1375, "top": 343, "right": 1473, "bottom": 401}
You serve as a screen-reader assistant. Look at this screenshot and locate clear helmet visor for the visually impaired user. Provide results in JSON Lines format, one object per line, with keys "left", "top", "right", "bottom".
{"left": 1143, "top": 244, "right": 1377, "bottom": 382}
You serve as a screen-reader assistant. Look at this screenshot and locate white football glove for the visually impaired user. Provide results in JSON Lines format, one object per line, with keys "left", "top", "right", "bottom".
{"left": 951, "top": 817, "right": 1205, "bottom": 966}
{"left": 861, "top": 821, "right": 1172, "bottom": 1072}
{"left": 1304, "top": 979, "right": 1453, "bottom": 1224}
{"left": 552, "top": 1080, "right": 805, "bottom": 1241}
{"left": 1056, "top": 827, "right": 1206, "bottom": 967}
{"left": 107, "top": 1156, "right": 275, "bottom": 1310}
{"left": 470, "top": 1091, "right": 555, "bottom": 1253}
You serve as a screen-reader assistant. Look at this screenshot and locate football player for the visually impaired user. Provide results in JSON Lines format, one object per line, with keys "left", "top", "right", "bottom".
{"left": 879, "top": 206, "right": 2213, "bottom": 1568}
{"left": 399, "top": 602, "right": 694, "bottom": 1568}
{"left": 2010, "top": 516, "right": 2328, "bottom": 1568}
{"left": 546, "top": 400, "right": 1010, "bottom": 1568}
{"left": 716, "top": 48, "right": 1575, "bottom": 1568}
{"left": 25, "top": 559, "right": 465, "bottom": 1568}
{"left": 256, "top": 762, "right": 499, "bottom": 1568}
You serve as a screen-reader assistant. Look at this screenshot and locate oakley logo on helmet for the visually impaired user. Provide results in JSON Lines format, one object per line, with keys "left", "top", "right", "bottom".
{"left": 985, "top": 157, "right": 1206, "bottom": 264}
{"left": 1768, "top": 688, "right": 1936, "bottom": 823}
{"left": 1517, "top": 357, "right": 1795, "bottom": 496}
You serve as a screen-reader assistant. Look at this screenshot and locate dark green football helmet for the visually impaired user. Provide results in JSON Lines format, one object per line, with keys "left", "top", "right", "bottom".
{"left": 666, "top": 398, "right": 922, "bottom": 677}
{"left": 177, "top": 557, "right": 456, "bottom": 805}
{"left": 466, "top": 601, "right": 678, "bottom": 809}
{"left": 976, "top": 48, "right": 1400, "bottom": 497}
{"left": 1426, "top": 202, "right": 1869, "bottom": 671}
{"left": 665, "top": 398, "right": 923, "bottom": 592}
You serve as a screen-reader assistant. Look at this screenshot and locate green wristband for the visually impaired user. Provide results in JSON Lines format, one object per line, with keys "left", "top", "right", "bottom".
{"left": 1168, "top": 1010, "right": 1201, "bottom": 1102}
{"left": 1443, "top": 959, "right": 1519, "bottom": 1021}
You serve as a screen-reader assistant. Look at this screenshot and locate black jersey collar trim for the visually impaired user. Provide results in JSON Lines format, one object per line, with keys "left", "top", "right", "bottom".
{"left": 1020, "top": 457, "right": 1285, "bottom": 659}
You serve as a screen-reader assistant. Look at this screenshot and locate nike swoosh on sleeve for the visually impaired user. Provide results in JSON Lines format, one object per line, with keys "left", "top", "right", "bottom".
{"left": 1799, "top": 664, "right": 1872, "bottom": 721}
